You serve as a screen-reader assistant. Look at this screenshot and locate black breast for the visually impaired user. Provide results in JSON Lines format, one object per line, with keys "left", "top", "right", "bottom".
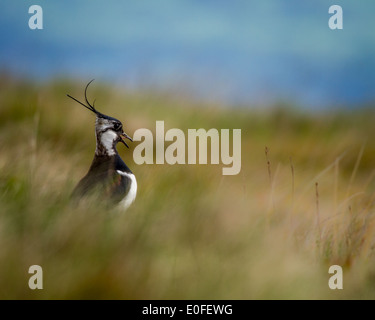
{"left": 72, "top": 154, "right": 133, "bottom": 205}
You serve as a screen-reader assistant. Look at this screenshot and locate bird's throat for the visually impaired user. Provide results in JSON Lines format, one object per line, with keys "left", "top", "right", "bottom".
{"left": 95, "top": 130, "right": 118, "bottom": 156}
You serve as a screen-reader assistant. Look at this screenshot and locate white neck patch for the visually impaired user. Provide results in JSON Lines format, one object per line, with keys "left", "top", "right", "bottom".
{"left": 97, "top": 129, "right": 117, "bottom": 156}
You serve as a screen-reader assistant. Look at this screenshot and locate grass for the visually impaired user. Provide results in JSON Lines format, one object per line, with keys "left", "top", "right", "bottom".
{"left": 1, "top": 75, "right": 375, "bottom": 299}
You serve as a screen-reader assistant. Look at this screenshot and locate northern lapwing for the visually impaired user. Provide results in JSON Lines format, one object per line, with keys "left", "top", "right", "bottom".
{"left": 67, "top": 80, "right": 137, "bottom": 210}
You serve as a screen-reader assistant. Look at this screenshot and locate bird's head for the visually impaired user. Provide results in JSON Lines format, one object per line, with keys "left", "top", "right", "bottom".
{"left": 67, "top": 80, "right": 132, "bottom": 155}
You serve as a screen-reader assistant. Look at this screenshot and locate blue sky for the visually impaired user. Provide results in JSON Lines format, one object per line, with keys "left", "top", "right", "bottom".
{"left": 1, "top": 0, "right": 375, "bottom": 108}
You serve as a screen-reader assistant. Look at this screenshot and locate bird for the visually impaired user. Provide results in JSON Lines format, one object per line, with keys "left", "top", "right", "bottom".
{"left": 67, "top": 80, "right": 137, "bottom": 210}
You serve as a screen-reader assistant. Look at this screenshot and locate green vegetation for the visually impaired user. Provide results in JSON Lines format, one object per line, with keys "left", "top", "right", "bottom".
{"left": 1, "top": 76, "right": 375, "bottom": 299}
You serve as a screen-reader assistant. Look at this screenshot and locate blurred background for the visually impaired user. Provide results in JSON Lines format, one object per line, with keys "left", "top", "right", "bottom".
{"left": 1, "top": 0, "right": 375, "bottom": 108}
{"left": 1, "top": 1, "right": 375, "bottom": 299}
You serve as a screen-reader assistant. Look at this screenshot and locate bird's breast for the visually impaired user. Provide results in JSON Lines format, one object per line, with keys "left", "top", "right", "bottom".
{"left": 116, "top": 170, "right": 137, "bottom": 210}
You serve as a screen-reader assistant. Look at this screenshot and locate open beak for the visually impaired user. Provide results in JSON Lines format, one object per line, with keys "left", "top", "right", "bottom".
{"left": 119, "top": 131, "right": 133, "bottom": 148}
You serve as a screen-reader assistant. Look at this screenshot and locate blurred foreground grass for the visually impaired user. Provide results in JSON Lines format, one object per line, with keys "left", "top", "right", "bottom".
{"left": 1, "top": 76, "right": 375, "bottom": 299}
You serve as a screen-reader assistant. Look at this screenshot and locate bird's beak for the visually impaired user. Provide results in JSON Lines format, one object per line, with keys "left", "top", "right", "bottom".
{"left": 119, "top": 131, "right": 133, "bottom": 148}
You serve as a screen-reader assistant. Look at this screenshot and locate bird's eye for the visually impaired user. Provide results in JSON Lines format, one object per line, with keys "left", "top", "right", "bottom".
{"left": 114, "top": 122, "right": 122, "bottom": 131}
